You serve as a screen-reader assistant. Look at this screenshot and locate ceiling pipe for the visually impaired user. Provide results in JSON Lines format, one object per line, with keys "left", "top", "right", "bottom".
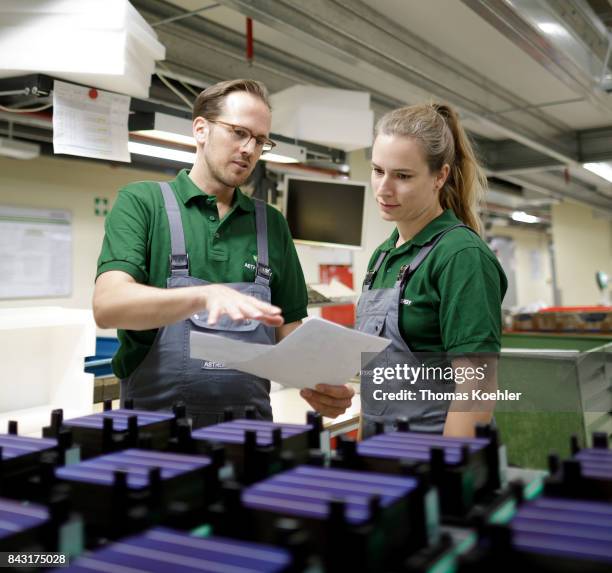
{"left": 246, "top": 17, "right": 253, "bottom": 66}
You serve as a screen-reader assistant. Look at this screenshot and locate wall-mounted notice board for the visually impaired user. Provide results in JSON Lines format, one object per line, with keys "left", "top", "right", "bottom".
{"left": 0, "top": 205, "right": 72, "bottom": 299}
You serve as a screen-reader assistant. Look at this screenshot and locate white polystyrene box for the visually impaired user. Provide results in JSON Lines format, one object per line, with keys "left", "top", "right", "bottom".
{"left": 0, "top": 0, "right": 165, "bottom": 59}
{"left": 271, "top": 85, "right": 374, "bottom": 151}
{"left": 1, "top": 30, "right": 130, "bottom": 75}
{"left": 55, "top": 51, "right": 157, "bottom": 99}
{"left": 272, "top": 104, "right": 373, "bottom": 151}
{"left": 0, "top": 307, "right": 96, "bottom": 436}
{"left": 271, "top": 85, "right": 371, "bottom": 111}
{"left": 0, "top": 0, "right": 165, "bottom": 98}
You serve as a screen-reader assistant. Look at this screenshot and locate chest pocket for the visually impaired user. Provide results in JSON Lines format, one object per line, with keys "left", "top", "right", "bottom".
{"left": 189, "top": 313, "right": 260, "bottom": 333}
{"left": 357, "top": 314, "right": 386, "bottom": 336}
{"left": 188, "top": 282, "right": 270, "bottom": 333}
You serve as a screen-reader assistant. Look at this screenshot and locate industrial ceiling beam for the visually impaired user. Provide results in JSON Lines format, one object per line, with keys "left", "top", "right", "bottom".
{"left": 137, "top": 0, "right": 612, "bottom": 174}
{"left": 475, "top": 137, "right": 565, "bottom": 174}
{"left": 132, "top": 0, "right": 402, "bottom": 117}
{"left": 131, "top": 0, "right": 612, "bottom": 213}
{"left": 476, "top": 128, "right": 612, "bottom": 173}
{"left": 508, "top": 170, "right": 612, "bottom": 215}
{"left": 462, "top": 0, "right": 612, "bottom": 110}
{"left": 215, "top": 0, "right": 580, "bottom": 163}
{"left": 578, "top": 126, "right": 612, "bottom": 163}
{"left": 546, "top": 0, "right": 612, "bottom": 76}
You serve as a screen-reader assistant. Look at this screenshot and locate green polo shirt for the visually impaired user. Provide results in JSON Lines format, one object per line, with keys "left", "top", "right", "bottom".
{"left": 367, "top": 209, "right": 507, "bottom": 353}
{"left": 97, "top": 169, "right": 308, "bottom": 378}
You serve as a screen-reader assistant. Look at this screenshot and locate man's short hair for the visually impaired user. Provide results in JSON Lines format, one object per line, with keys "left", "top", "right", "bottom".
{"left": 192, "top": 79, "right": 271, "bottom": 120}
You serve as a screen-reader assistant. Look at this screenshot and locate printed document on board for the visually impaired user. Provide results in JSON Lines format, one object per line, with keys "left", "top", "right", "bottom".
{"left": 190, "top": 317, "right": 391, "bottom": 388}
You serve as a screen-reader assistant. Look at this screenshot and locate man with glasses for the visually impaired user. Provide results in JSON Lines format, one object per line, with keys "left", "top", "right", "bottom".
{"left": 93, "top": 79, "right": 354, "bottom": 428}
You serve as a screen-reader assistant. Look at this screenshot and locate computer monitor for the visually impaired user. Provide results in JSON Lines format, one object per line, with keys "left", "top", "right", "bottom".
{"left": 283, "top": 176, "right": 367, "bottom": 249}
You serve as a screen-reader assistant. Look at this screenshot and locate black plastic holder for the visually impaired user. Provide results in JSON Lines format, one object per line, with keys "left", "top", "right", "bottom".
{"left": 0, "top": 495, "right": 83, "bottom": 557}
{"left": 53, "top": 448, "right": 222, "bottom": 545}
{"left": 42, "top": 400, "right": 187, "bottom": 459}
{"left": 331, "top": 421, "right": 505, "bottom": 521}
{"left": 0, "top": 420, "right": 79, "bottom": 501}
{"left": 170, "top": 408, "right": 324, "bottom": 484}
{"left": 544, "top": 431, "right": 612, "bottom": 501}
{"left": 207, "top": 462, "right": 439, "bottom": 573}
{"left": 457, "top": 480, "right": 612, "bottom": 573}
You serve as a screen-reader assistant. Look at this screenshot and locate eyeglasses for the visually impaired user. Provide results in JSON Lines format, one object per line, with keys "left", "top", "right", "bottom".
{"left": 205, "top": 118, "right": 276, "bottom": 152}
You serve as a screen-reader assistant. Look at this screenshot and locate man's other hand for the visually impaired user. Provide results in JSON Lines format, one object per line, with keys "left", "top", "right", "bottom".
{"left": 300, "top": 384, "right": 355, "bottom": 418}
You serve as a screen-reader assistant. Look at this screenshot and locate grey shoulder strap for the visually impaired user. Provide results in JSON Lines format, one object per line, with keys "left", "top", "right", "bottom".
{"left": 159, "top": 182, "right": 189, "bottom": 276}
{"left": 362, "top": 250, "right": 388, "bottom": 292}
{"left": 253, "top": 198, "right": 271, "bottom": 286}
{"left": 395, "top": 223, "right": 470, "bottom": 287}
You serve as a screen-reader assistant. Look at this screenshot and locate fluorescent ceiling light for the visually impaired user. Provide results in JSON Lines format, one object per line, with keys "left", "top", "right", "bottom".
{"left": 0, "top": 137, "right": 40, "bottom": 160}
{"left": 128, "top": 141, "right": 196, "bottom": 163}
{"left": 261, "top": 140, "right": 306, "bottom": 164}
{"left": 138, "top": 129, "right": 195, "bottom": 147}
{"left": 131, "top": 112, "right": 195, "bottom": 146}
{"left": 537, "top": 22, "right": 567, "bottom": 36}
{"left": 511, "top": 210, "right": 541, "bottom": 224}
{"left": 583, "top": 162, "right": 612, "bottom": 184}
{"left": 259, "top": 152, "right": 300, "bottom": 164}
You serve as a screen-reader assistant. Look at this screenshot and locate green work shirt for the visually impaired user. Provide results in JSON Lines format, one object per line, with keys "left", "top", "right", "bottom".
{"left": 367, "top": 209, "right": 507, "bottom": 353}
{"left": 97, "top": 169, "right": 308, "bottom": 378}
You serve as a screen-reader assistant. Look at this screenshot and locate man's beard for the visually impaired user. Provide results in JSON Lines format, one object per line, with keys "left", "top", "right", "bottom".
{"left": 206, "top": 154, "right": 252, "bottom": 189}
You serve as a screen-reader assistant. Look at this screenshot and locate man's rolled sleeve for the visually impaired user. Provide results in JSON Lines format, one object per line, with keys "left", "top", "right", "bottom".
{"left": 96, "top": 189, "right": 151, "bottom": 284}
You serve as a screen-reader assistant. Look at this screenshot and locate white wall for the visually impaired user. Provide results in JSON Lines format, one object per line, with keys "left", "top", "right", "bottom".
{"left": 551, "top": 201, "right": 612, "bottom": 306}
{"left": 349, "top": 148, "right": 394, "bottom": 287}
{"left": 0, "top": 154, "right": 164, "bottom": 334}
{"left": 489, "top": 224, "right": 554, "bottom": 309}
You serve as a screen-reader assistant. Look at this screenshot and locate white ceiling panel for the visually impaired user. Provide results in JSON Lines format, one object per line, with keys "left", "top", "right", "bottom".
{"left": 359, "top": 0, "right": 581, "bottom": 105}
{"left": 165, "top": 0, "right": 603, "bottom": 130}
{"left": 539, "top": 99, "right": 612, "bottom": 130}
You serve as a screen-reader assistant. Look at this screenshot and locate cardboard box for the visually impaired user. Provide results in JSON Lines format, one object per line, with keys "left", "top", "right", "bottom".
{"left": 512, "top": 313, "right": 536, "bottom": 331}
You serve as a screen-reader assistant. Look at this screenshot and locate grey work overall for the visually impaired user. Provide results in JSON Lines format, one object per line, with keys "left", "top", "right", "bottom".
{"left": 121, "top": 182, "right": 274, "bottom": 428}
{"left": 356, "top": 224, "right": 468, "bottom": 439}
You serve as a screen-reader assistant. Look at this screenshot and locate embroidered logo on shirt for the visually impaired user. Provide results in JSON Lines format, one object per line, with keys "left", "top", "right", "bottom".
{"left": 201, "top": 360, "right": 227, "bottom": 370}
{"left": 244, "top": 254, "right": 258, "bottom": 272}
{"left": 400, "top": 298, "right": 413, "bottom": 306}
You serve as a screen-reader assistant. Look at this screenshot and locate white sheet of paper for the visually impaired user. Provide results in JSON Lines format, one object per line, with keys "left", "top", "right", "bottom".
{"left": 309, "top": 279, "right": 358, "bottom": 299}
{"left": 189, "top": 317, "right": 390, "bottom": 388}
{"left": 52, "top": 80, "right": 130, "bottom": 162}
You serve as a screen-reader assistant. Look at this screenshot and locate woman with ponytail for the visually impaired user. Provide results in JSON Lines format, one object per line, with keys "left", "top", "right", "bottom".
{"left": 357, "top": 102, "right": 507, "bottom": 438}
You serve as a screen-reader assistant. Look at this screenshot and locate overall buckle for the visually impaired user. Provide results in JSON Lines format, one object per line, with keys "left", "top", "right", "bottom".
{"left": 169, "top": 253, "right": 189, "bottom": 272}
{"left": 256, "top": 262, "right": 272, "bottom": 279}
{"left": 397, "top": 265, "right": 410, "bottom": 283}
{"left": 364, "top": 270, "right": 376, "bottom": 285}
